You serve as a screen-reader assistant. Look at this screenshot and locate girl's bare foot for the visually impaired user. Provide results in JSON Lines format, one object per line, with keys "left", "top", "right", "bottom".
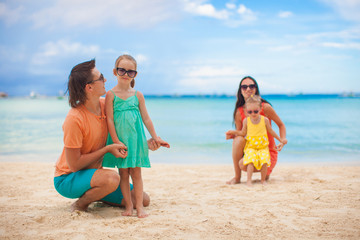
{"left": 226, "top": 177, "right": 240, "bottom": 185}
{"left": 122, "top": 203, "right": 134, "bottom": 216}
{"left": 261, "top": 180, "right": 268, "bottom": 185}
{"left": 136, "top": 206, "right": 148, "bottom": 218}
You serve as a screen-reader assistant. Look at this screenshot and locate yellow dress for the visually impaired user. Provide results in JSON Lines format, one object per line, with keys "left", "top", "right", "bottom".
{"left": 243, "top": 116, "right": 271, "bottom": 170}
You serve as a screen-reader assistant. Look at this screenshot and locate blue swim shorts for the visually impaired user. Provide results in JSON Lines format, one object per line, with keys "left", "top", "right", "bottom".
{"left": 54, "top": 169, "right": 133, "bottom": 205}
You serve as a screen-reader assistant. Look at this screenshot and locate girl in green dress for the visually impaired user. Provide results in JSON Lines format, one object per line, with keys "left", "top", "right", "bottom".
{"left": 103, "top": 54, "right": 170, "bottom": 218}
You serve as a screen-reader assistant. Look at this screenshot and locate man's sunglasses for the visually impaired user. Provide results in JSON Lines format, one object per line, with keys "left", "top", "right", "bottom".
{"left": 116, "top": 68, "right": 137, "bottom": 78}
{"left": 247, "top": 110, "right": 259, "bottom": 114}
{"left": 87, "top": 73, "right": 104, "bottom": 84}
{"left": 240, "top": 84, "right": 256, "bottom": 90}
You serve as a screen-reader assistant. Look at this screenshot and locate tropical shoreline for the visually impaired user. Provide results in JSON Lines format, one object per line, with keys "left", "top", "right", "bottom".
{"left": 1, "top": 161, "right": 359, "bottom": 239}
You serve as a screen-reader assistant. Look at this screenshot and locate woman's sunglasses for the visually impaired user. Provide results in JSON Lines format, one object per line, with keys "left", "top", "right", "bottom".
{"left": 240, "top": 84, "right": 256, "bottom": 90}
{"left": 87, "top": 73, "right": 105, "bottom": 84}
{"left": 116, "top": 68, "right": 137, "bottom": 78}
{"left": 247, "top": 110, "right": 259, "bottom": 114}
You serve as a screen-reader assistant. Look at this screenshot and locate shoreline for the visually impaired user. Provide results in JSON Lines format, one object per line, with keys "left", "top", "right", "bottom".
{"left": 1, "top": 162, "right": 359, "bottom": 239}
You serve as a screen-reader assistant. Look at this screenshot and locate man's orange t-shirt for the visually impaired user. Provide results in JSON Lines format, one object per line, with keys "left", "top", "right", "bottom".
{"left": 55, "top": 98, "right": 108, "bottom": 177}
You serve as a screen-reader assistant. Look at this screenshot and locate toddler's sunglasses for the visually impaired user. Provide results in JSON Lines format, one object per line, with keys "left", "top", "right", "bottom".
{"left": 247, "top": 110, "right": 259, "bottom": 114}
{"left": 240, "top": 84, "right": 256, "bottom": 90}
{"left": 116, "top": 68, "right": 137, "bottom": 78}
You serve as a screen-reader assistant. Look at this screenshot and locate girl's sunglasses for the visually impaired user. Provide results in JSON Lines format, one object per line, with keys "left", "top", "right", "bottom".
{"left": 247, "top": 110, "right": 259, "bottom": 114}
{"left": 116, "top": 68, "right": 137, "bottom": 78}
{"left": 240, "top": 84, "right": 256, "bottom": 90}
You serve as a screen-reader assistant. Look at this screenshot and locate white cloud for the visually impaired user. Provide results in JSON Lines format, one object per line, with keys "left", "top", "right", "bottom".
{"left": 29, "top": 0, "right": 181, "bottom": 29}
{"left": 28, "top": 40, "right": 100, "bottom": 75}
{"left": 321, "top": 42, "right": 360, "bottom": 50}
{"left": 0, "top": 2, "right": 24, "bottom": 25}
{"left": 177, "top": 65, "right": 247, "bottom": 93}
{"left": 31, "top": 39, "right": 100, "bottom": 66}
{"left": 278, "top": 11, "right": 293, "bottom": 18}
{"left": 183, "top": 1, "right": 256, "bottom": 27}
{"left": 320, "top": 0, "right": 360, "bottom": 22}
{"left": 267, "top": 45, "right": 294, "bottom": 52}
{"left": 226, "top": 3, "right": 236, "bottom": 10}
{"left": 183, "top": 0, "right": 229, "bottom": 19}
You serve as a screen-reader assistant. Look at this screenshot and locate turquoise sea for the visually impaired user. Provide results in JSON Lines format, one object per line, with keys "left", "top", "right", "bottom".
{"left": 0, "top": 95, "right": 359, "bottom": 164}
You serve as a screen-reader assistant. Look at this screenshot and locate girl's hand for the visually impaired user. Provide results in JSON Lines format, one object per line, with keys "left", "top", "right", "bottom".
{"left": 147, "top": 138, "right": 160, "bottom": 151}
{"left": 275, "top": 143, "right": 284, "bottom": 151}
{"left": 155, "top": 136, "right": 170, "bottom": 148}
{"left": 108, "top": 143, "right": 128, "bottom": 158}
{"left": 225, "top": 130, "right": 237, "bottom": 140}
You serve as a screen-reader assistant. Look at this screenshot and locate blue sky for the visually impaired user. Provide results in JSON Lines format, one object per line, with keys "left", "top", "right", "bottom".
{"left": 0, "top": 0, "right": 359, "bottom": 96}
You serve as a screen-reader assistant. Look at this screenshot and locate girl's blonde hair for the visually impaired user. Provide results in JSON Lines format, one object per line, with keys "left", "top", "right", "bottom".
{"left": 245, "top": 95, "right": 262, "bottom": 108}
{"left": 114, "top": 54, "right": 137, "bottom": 88}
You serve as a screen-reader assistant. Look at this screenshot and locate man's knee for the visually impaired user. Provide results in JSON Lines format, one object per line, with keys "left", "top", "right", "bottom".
{"left": 143, "top": 192, "right": 150, "bottom": 207}
{"left": 94, "top": 170, "right": 120, "bottom": 192}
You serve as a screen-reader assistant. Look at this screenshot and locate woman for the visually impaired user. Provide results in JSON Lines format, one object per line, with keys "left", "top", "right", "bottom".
{"left": 226, "top": 76, "right": 287, "bottom": 184}
{"left": 54, "top": 59, "right": 164, "bottom": 212}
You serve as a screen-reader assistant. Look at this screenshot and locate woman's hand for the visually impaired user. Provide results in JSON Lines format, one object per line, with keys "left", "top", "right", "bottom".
{"left": 225, "top": 130, "right": 237, "bottom": 140}
{"left": 107, "top": 143, "right": 128, "bottom": 158}
{"left": 275, "top": 138, "right": 288, "bottom": 151}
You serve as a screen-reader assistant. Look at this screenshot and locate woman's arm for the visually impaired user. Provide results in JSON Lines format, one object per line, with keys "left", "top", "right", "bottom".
{"left": 65, "top": 144, "right": 127, "bottom": 172}
{"left": 264, "top": 117, "right": 281, "bottom": 142}
{"left": 234, "top": 110, "right": 243, "bottom": 131}
{"left": 263, "top": 103, "right": 287, "bottom": 148}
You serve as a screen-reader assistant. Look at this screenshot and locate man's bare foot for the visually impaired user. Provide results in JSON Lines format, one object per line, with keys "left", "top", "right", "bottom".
{"left": 122, "top": 204, "right": 134, "bottom": 216}
{"left": 261, "top": 181, "right": 267, "bottom": 185}
{"left": 226, "top": 177, "right": 240, "bottom": 185}
{"left": 70, "top": 201, "right": 88, "bottom": 212}
{"left": 136, "top": 206, "right": 148, "bottom": 218}
{"left": 246, "top": 180, "right": 253, "bottom": 187}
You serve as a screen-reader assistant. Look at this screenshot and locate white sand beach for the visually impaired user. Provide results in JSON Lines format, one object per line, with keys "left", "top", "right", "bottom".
{"left": 0, "top": 162, "right": 359, "bottom": 239}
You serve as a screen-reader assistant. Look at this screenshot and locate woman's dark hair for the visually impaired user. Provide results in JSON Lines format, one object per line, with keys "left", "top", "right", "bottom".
{"left": 67, "top": 59, "right": 96, "bottom": 108}
{"left": 232, "top": 76, "right": 271, "bottom": 121}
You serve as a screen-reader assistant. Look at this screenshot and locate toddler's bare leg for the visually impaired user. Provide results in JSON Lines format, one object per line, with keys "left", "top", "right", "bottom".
{"left": 261, "top": 164, "right": 268, "bottom": 185}
{"left": 246, "top": 163, "right": 254, "bottom": 186}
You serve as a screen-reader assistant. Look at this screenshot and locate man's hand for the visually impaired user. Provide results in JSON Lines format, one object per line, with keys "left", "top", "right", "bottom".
{"left": 108, "top": 143, "right": 128, "bottom": 158}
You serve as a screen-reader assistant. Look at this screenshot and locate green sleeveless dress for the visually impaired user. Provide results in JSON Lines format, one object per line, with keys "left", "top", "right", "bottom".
{"left": 102, "top": 90, "right": 150, "bottom": 168}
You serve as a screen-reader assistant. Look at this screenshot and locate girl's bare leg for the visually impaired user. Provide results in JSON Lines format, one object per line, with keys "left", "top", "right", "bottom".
{"left": 130, "top": 167, "right": 148, "bottom": 218}
{"left": 246, "top": 163, "right": 254, "bottom": 186}
{"left": 227, "top": 136, "right": 246, "bottom": 185}
{"left": 119, "top": 168, "right": 133, "bottom": 216}
{"left": 261, "top": 164, "right": 268, "bottom": 185}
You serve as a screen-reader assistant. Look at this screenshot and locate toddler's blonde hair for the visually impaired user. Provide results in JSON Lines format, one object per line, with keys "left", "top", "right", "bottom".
{"left": 245, "top": 95, "right": 262, "bottom": 108}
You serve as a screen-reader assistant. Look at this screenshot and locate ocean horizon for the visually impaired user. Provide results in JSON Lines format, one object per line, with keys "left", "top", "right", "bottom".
{"left": 0, "top": 94, "right": 359, "bottom": 164}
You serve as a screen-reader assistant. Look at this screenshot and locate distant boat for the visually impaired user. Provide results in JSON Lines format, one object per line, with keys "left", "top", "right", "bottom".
{"left": 29, "top": 91, "right": 38, "bottom": 99}
{"left": 57, "top": 90, "right": 65, "bottom": 100}
{"left": 0, "top": 92, "right": 8, "bottom": 98}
